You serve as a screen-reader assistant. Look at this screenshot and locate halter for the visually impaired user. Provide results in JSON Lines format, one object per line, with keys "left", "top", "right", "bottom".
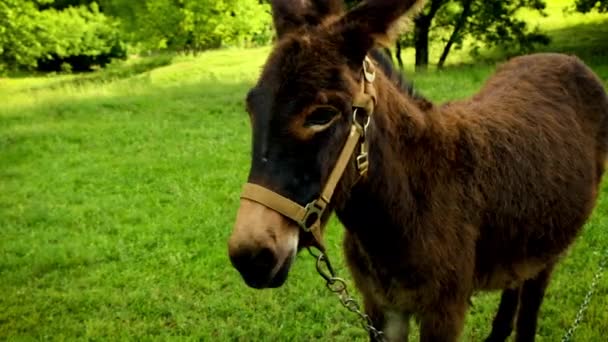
{"left": 240, "top": 57, "right": 377, "bottom": 249}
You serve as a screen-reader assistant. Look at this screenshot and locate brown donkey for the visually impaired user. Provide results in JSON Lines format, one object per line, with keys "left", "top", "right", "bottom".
{"left": 227, "top": 0, "right": 608, "bottom": 340}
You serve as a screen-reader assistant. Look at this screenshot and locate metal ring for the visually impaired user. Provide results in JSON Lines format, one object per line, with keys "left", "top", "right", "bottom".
{"left": 353, "top": 108, "right": 371, "bottom": 132}
{"left": 300, "top": 201, "right": 323, "bottom": 232}
{"left": 326, "top": 278, "right": 347, "bottom": 293}
{"left": 363, "top": 56, "right": 376, "bottom": 82}
{"left": 315, "top": 253, "right": 336, "bottom": 283}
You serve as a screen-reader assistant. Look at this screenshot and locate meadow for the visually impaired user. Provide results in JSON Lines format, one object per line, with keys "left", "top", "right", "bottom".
{"left": 1, "top": 2, "right": 608, "bottom": 341}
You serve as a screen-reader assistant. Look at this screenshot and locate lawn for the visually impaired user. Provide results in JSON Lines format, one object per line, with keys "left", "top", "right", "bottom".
{"left": 1, "top": 2, "right": 607, "bottom": 341}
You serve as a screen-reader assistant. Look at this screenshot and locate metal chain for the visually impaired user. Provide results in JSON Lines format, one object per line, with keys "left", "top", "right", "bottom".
{"left": 308, "top": 248, "right": 386, "bottom": 342}
{"left": 561, "top": 249, "right": 607, "bottom": 342}
{"left": 309, "top": 246, "right": 607, "bottom": 342}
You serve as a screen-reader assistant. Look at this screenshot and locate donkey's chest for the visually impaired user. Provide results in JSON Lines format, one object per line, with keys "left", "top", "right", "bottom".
{"left": 342, "top": 232, "right": 430, "bottom": 310}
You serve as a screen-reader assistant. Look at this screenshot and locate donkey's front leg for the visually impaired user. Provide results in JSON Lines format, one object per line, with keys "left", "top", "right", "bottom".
{"left": 363, "top": 296, "right": 410, "bottom": 342}
{"left": 419, "top": 298, "right": 468, "bottom": 342}
{"left": 382, "top": 310, "right": 410, "bottom": 342}
{"left": 363, "top": 295, "right": 386, "bottom": 342}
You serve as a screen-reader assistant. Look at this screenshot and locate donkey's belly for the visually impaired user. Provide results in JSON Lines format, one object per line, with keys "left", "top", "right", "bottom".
{"left": 474, "top": 258, "right": 554, "bottom": 290}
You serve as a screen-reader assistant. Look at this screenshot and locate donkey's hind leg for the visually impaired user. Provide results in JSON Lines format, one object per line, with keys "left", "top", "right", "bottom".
{"left": 484, "top": 287, "right": 521, "bottom": 342}
{"left": 515, "top": 263, "right": 555, "bottom": 342}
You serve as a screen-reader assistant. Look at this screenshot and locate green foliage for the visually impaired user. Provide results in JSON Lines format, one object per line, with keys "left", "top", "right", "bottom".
{"left": 181, "top": 0, "right": 273, "bottom": 50}
{"left": 0, "top": 1, "right": 125, "bottom": 72}
{"left": 575, "top": 0, "right": 608, "bottom": 12}
{"left": 405, "top": 0, "right": 550, "bottom": 68}
{"left": 36, "top": 4, "right": 126, "bottom": 71}
{"left": 37, "top": 0, "right": 97, "bottom": 10}
{"left": 462, "top": 0, "right": 550, "bottom": 56}
{"left": 345, "top": 0, "right": 550, "bottom": 68}
{"left": 0, "top": 0, "right": 46, "bottom": 71}
{"left": 102, "top": 0, "right": 272, "bottom": 53}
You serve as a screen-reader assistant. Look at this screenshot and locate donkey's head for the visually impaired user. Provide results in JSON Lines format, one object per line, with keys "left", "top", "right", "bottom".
{"left": 228, "top": 0, "right": 424, "bottom": 289}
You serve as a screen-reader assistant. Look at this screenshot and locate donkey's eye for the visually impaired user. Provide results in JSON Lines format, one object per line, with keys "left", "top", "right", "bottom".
{"left": 304, "top": 107, "right": 339, "bottom": 127}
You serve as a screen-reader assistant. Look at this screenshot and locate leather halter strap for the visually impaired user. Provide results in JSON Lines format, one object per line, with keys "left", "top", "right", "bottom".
{"left": 240, "top": 57, "right": 377, "bottom": 250}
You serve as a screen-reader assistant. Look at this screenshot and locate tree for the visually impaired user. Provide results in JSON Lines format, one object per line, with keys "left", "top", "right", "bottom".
{"left": 342, "top": 0, "right": 549, "bottom": 70}
{"left": 0, "top": 0, "right": 125, "bottom": 72}
{"left": 412, "top": 0, "right": 549, "bottom": 70}
{"left": 180, "top": 0, "right": 272, "bottom": 51}
{"left": 413, "top": 0, "right": 446, "bottom": 70}
{"left": 575, "top": 0, "right": 608, "bottom": 12}
{"left": 37, "top": 0, "right": 97, "bottom": 10}
{"left": 436, "top": 0, "right": 472, "bottom": 68}
{"left": 36, "top": 3, "right": 126, "bottom": 71}
{"left": 101, "top": 0, "right": 272, "bottom": 53}
{"left": 0, "top": 0, "right": 46, "bottom": 71}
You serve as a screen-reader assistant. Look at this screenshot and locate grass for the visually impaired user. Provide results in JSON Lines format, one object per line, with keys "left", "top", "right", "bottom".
{"left": 1, "top": 2, "right": 607, "bottom": 341}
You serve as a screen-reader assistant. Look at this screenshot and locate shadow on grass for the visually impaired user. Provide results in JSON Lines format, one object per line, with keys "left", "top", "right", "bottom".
{"left": 428, "top": 18, "right": 608, "bottom": 78}
{"left": 538, "top": 19, "right": 608, "bottom": 61}
{"left": 19, "top": 54, "right": 175, "bottom": 93}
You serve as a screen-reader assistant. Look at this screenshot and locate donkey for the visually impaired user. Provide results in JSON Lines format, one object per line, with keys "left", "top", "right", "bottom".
{"left": 227, "top": 0, "right": 608, "bottom": 341}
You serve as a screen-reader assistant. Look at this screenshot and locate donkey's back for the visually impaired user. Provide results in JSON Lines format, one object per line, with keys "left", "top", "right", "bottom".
{"left": 446, "top": 53, "right": 608, "bottom": 289}
{"left": 479, "top": 53, "right": 608, "bottom": 165}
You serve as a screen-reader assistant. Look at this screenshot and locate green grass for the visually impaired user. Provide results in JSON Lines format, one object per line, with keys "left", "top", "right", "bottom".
{"left": 1, "top": 4, "right": 608, "bottom": 341}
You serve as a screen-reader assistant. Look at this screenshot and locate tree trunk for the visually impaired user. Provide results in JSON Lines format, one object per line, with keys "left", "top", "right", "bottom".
{"left": 414, "top": 17, "right": 430, "bottom": 70}
{"left": 413, "top": 0, "right": 446, "bottom": 71}
{"left": 396, "top": 41, "right": 404, "bottom": 70}
{"left": 437, "top": 0, "right": 473, "bottom": 68}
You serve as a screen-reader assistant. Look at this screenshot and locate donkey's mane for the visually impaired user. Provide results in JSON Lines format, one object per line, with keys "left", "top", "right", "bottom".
{"left": 369, "top": 49, "right": 428, "bottom": 104}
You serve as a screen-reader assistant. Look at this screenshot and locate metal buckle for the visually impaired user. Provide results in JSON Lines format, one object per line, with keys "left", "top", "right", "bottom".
{"left": 300, "top": 200, "right": 325, "bottom": 232}
{"left": 356, "top": 153, "right": 369, "bottom": 175}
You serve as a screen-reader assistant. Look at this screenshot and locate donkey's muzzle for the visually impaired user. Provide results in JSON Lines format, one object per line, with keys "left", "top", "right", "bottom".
{"left": 228, "top": 199, "right": 298, "bottom": 288}
{"left": 229, "top": 245, "right": 282, "bottom": 288}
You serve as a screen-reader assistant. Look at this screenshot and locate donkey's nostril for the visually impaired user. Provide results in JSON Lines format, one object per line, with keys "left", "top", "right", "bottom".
{"left": 253, "top": 247, "right": 276, "bottom": 269}
{"left": 230, "top": 247, "right": 276, "bottom": 269}
{"left": 229, "top": 246, "right": 278, "bottom": 288}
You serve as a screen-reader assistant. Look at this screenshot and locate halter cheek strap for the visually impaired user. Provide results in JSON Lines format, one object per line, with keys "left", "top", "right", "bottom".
{"left": 240, "top": 57, "right": 377, "bottom": 250}
{"left": 241, "top": 125, "right": 363, "bottom": 249}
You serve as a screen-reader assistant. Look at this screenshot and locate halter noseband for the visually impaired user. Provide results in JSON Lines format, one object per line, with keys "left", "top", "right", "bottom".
{"left": 240, "top": 57, "right": 377, "bottom": 249}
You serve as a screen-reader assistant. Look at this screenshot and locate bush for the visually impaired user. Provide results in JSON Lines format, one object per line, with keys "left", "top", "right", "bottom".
{"left": 0, "top": 1, "right": 126, "bottom": 73}
{"left": 115, "top": 0, "right": 273, "bottom": 53}
{"left": 0, "top": 0, "right": 43, "bottom": 72}
{"left": 36, "top": 4, "right": 126, "bottom": 72}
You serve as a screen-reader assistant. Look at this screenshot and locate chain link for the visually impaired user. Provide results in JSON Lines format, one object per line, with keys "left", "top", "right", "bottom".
{"left": 561, "top": 249, "right": 607, "bottom": 342}
{"left": 308, "top": 248, "right": 386, "bottom": 342}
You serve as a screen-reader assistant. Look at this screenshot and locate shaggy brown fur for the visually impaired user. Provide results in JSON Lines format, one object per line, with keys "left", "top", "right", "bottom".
{"left": 339, "top": 52, "right": 607, "bottom": 341}
{"left": 228, "top": 0, "right": 608, "bottom": 341}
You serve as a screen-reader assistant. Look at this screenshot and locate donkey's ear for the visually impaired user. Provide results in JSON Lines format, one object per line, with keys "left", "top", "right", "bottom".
{"left": 336, "top": 0, "right": 425, "bottom": 64}
{"left": 271, "top": 0, "right": 345, "bottom": 38}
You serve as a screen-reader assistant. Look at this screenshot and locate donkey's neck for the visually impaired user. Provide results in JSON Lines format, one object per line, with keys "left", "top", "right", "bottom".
{"left": 336, "top": 73, "right": 449, "bottom": 248}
